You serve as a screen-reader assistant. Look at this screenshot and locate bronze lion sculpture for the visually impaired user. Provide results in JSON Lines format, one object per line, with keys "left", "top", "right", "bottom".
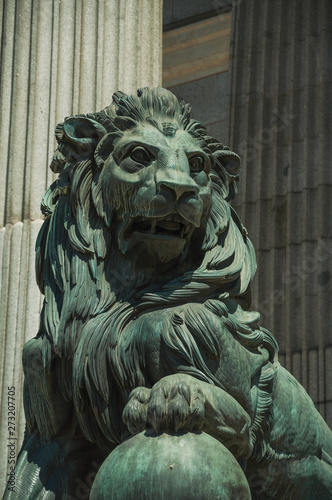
{"left": 4, "top": 88, "right": 332, "bottom": 499}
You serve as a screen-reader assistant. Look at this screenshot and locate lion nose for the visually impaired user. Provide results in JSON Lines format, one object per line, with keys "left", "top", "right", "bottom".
{"left": 157, "top": 179, "right": 199, "bottom": 200}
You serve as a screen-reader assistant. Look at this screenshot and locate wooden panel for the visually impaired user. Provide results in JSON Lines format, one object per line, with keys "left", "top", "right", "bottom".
{"left": 163, "top": 13, "right": 231, "bottom": 87}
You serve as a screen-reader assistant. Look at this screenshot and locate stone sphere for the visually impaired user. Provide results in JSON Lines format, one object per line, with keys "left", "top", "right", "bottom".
{"left": 90, "top": 431, "right": 251, "bottom": 500}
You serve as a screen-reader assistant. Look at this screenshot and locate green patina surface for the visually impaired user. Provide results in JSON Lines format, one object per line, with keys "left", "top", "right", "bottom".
{"left": 3, "top": 88, "right": 332, "bottom": 499}
{"left": 90, "top": 431, "right": 251, "bottom": 500}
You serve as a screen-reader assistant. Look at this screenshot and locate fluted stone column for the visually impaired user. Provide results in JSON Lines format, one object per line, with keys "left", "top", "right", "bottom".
{"left": 0, "top": 0, "right": 162, "bottom": 491}
{"left": 227, "top": 0, "right": 332, "bottom": 426}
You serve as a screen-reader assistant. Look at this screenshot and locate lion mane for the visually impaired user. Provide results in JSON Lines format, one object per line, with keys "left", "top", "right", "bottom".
{"left": 23, "top": 88, "right": 278, "bottom": 459}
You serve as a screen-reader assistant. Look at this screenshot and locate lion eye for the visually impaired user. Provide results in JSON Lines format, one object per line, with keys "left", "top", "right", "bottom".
{"left": 130, "top": 146, "right": 151, "bottom": 164}
{"left": 189, "top": 156, "right": 204, "bottom": 173}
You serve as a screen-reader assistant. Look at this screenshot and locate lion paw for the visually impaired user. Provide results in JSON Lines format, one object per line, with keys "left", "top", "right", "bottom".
{"left": 122, "top": 386, "right": 151, "bottom": 434}
{"left": 147, "top": 374, "right": 206, "bottom": 433}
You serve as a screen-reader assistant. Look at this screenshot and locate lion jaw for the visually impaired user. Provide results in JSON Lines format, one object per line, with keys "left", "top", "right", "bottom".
{"left": 116, "top": 212, "right": 196, "bottom": 264}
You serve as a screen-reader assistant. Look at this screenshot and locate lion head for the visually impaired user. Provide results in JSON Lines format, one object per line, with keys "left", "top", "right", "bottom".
{"left": 26, "top": 88, "right": 277, "bottom": 452}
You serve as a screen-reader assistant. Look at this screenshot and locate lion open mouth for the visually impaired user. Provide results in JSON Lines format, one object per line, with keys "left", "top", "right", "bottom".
{"left": 117, "top": 214, "right": 195, "bottom": 261}
{"left": 130, "top": 215, "right": 193, "bottom": 239}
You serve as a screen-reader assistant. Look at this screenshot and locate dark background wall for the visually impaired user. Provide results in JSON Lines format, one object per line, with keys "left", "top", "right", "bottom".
{"left": 163, "top": 0, "right": 332, "bottom": 426}
{"left": 163, "top": 0, "right": 231, "bottom": 143}
{"left": 163, "top": 0, "right": 230, "bottom": 28}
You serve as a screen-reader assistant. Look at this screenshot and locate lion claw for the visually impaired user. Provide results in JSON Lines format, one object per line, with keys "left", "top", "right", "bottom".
{"left": 123, "top": 376, "right": 206, "bottom": 435}
{"left": 122, "top": 386, "right": 151, "bottom": 434}
{"left": 147, "top": 375, "right": 206, "bottom": 433}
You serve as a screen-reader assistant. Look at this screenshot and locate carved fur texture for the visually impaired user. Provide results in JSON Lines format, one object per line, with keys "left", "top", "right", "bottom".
{"left": 6, "top": 88, "right": 332, "bottom": 499}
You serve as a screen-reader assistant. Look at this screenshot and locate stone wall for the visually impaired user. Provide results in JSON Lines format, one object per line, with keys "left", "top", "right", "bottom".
{"left": 228, "top": 0, "right": 332, "bottom": 426}
{"left": 163, "top": 0, "right": 231, "bottom": 157}
{"left": 163, "top": 0, "right": 332, "bottom": 428}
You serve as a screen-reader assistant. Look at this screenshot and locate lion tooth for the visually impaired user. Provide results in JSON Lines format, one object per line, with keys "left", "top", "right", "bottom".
{"left": 150, "top": 219, "right": 156, "bottom": 233}
{"left": 156, "top": 220, "right": 180, "bottom": 231}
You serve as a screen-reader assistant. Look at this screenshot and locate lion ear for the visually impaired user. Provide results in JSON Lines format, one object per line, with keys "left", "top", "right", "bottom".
{"left": 62, "top": 117, "right": 107, "bottom": 152}
{"left": 217, "top": 151, "right": 241, "bottom": 179}
{"left": 51, "top": 117, "right": 107, "bottom": 172}
{"left": 94, "top": 132, "right": 123, "bottom": 167}
{"left": 204, "top": 136, "right": 241, "bottom": 181}
{"left": 211, "top": 149, "right": 241, "bottom": 201}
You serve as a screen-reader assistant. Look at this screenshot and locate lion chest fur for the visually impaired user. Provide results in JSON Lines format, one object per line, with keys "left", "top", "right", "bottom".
{"left": 86, "top": 300, "right": 270, "bottom": 451}
{"left": 130, "top": 302, "right": 265, "bottom": 417}
{"left": 23, "top": 298, "right": 269, "bottom": 453}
